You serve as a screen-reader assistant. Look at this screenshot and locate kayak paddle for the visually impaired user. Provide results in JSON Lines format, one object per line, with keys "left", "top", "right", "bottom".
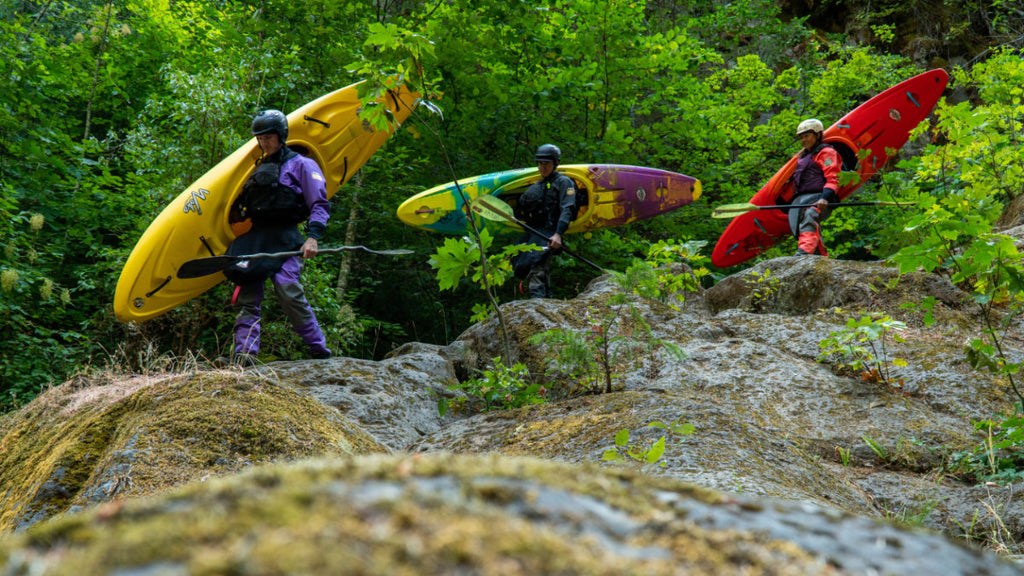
{"left": 712, "top": 201, "right": 914, "bottom": 219}
{"left": 468, "top": 195, "right": 608, "bottom": 273}
{"left": 177, "top": 245, "right": 415, "bottom": 279}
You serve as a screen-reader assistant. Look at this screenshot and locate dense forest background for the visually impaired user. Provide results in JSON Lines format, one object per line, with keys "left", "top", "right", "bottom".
{"left": 1, "top": 0, "right": 1023, "bottom": 411}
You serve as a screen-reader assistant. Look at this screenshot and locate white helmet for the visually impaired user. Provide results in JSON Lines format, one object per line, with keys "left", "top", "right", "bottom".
{"left": 797, "top": 118, "right": 824, "bottom": 135}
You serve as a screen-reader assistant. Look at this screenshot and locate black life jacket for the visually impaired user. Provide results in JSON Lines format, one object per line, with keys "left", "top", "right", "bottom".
{"left": 234, "top": 147, "right": 310, "bottom": 226}
{"left": 515, "top": 172, "right": 578, "bottom": 231}
{"left": 223, "top": 147, "right": 309, "bottom": 285}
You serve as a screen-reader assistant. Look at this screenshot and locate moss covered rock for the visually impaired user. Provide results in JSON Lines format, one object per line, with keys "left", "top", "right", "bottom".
{"left": 2, "top": 256, "right": 1022, "bottom": 571}
{"left": 0, "top": 371, "right": 382, "bottom": 532}
{"left": 420, "top": 258, "right": 1023, "bottom": 559}
{"left": 1, "top": 452, "right": 1019, "bottom": 575}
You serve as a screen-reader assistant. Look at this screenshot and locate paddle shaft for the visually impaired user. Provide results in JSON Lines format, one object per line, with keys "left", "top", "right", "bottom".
{"left": 716, "top": 201, "right": 909, "bottom": 214}
{"left": 222, "top": 247, "right": 349, "bottom": 260}
{"left": 218, "top": 246, "right": 413, "bottom": 260}
{"left": 473, "top": 198, "right": 606, "bottom": 273}
{"left": 176, "top": 246, "right": 413, "bottom": 279}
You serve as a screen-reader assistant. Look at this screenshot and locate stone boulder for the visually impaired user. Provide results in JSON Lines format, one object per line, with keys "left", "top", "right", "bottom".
{"left": 1, "top": 453, "right": 1019, "bottom": 576}
{"left": 0, "top": 372, "right": 381, "bottom": 532}
{"left": 1, "top": 257, "right": 1022, "bottom": 573}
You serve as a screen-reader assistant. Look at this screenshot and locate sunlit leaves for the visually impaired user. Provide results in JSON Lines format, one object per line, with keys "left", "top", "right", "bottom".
{"left": 818, "top": 311, "right": 907, "bottom": 387}
{"left": 427, "top": 228, "right": 531, "bottom": 299}
{"left": 440, "top": 357, "right": 543, "bottom": 415}
{"left": 889, "top": 50, "right": 1024, "bottom": 280}
{"left": 810, "top": 48, "right": 918, "bottom": 116}
{"left": 602, "top": 419, "right": 694, "bottom": 468}
{"left": 429, "top": 234, "right": 487, "bottom": 292}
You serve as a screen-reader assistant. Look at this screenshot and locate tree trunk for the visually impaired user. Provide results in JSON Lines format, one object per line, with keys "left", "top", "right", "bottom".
{"left": 335, "top": 171, "right": 362, "bottom": 300}
{"left": 83, "top": 3, "right": 114, "bottom": 143}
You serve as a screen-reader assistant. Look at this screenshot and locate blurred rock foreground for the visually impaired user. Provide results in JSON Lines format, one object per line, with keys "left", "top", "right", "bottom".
{"left": 2, "top": 256, "right": 1023, "bottom": 575}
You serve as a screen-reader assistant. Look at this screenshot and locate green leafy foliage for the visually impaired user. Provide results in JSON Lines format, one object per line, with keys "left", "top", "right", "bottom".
{"left": 836, "top": 445, "right": 851, "bottom": 467}
{"left": 635, "top": 240, "right": 711, "bottom": 309}
{"left": 428, "top": 229, "right": 534, "bottom": 322}
{"left": 743, "top": 269, "right": 781, "bottom": 312}
{"left": 438, "top": 357, "right": 545, "bottom": 416}
{"left": 530, "top": 253, "right": 695, "bottom": 395}
{"left": 953, "top": 412, "right": 1024, "bottom": 486}
{"left": 862, "top": 434, "right": 918, "bottom": 468}
{"left": 602, "top": 419, "right": 695, "bottom": 468}
{"left": 886, "top": 50, "right": 1024, "bottom": 272}
{"left": 818, "top": 310, "right": 908, "bottom": 389}
{"left": 347, "top": 21, "right": 438, "bottom": 131}
{"left": 880, "top": 50, "right": 1024, "bottom": 413}
{"left": 0, "top": 211, "right": 89, "bottom": 410}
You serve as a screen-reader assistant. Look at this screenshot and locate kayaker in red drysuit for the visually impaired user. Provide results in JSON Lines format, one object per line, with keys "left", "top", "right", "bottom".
{"left": 221, "top": 109, "right": 332, "bottom": 366}
{"left": 787, "top": 118, "right": 841, "bottom": 256}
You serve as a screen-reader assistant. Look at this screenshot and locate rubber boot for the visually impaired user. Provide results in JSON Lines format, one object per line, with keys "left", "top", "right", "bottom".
{"left": 795, "top": 205, "right": 829, "bottom": 257}
{"left": 796, "top": 231, "right": 828, "bottom": 256}
{"left": 295, "top": 318, "right": 331, "bottom": 359}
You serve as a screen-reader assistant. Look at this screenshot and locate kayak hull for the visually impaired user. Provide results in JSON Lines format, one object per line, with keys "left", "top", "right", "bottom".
{"left": 397, "top": 164, "right": 701, "bottom": 236}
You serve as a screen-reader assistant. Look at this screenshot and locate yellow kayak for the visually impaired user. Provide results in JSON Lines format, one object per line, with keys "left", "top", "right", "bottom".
{"left": 114, "top": 82, "right": 418, "bottom": 323}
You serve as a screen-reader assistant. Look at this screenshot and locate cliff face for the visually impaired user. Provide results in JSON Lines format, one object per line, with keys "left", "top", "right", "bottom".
{"left": 778, "top": 0, "right": 1021, "bottom": 69}
{"left": 1, "top": 256, "right": 1022, "bottom": 574}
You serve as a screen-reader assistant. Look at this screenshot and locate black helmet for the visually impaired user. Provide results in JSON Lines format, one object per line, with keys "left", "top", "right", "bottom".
{"left": 535, "top": 143, "right": 561, "bottom": 164}
{"left": 251, "top": 109, "right": 289, "bottom": 141}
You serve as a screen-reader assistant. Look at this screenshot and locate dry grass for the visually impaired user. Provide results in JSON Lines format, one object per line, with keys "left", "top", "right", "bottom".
{"left": 953, "top": 484, "right": 1022, "bottom": 557}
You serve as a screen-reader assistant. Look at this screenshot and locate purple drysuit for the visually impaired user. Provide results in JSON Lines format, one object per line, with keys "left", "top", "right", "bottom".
{"left": 233, "top": 151, "right": 331, "bottom": 357}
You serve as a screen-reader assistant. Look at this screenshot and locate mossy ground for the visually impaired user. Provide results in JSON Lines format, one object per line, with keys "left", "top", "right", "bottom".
{"left": 0, "top": 453, "right": 837, "bottom": 576}
{"left": 0, "top": 370, "right": 383, "bottom": 533}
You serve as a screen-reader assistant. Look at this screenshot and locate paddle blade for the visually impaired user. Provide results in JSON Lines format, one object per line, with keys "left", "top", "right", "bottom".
{"left": 470, "top": 195, "right": 518, "bottom": 223}
{"left": 711, "top": 202, "right": 759, "bottom": 219}
{"left": 176, "top": 255, "right": 239, "bottom": 279}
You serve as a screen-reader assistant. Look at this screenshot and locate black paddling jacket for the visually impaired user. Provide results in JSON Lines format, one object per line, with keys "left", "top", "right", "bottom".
{"left": 516, "top": 171, "right": 578, "bottom": 236}
{"left": 223, "top": 146, "right": 329, "bottom": 284}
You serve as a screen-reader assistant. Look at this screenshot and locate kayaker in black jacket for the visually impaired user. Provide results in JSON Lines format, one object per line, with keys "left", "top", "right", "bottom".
{"left": 512, "top": 143, "right": 578, "bottom": 298}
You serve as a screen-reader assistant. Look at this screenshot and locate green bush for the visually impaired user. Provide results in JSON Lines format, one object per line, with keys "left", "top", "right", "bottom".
{"left": 438, "top": 357, "right": 545, "bottom": 415}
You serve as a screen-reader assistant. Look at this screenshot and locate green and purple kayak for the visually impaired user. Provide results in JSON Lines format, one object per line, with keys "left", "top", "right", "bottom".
{"left": 397, "top": 164, "right": 701, "bottom": 236}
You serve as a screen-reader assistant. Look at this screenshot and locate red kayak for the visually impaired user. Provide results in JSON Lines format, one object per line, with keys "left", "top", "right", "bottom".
{"left": 711, "top": 69, "right": 949, "bottom": 268}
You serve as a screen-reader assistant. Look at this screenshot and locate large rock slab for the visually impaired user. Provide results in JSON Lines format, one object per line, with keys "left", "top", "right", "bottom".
{"left": 0, "top": 453, "right": 1019, "bottom": 576}
{"left": 258, "top": 344, "right": 462, "bottom": 450}
{"left": 704, "top": 255, "right": 969, "bottom": 320}
{"left": 412, "top": 391, "right": 879, "bottom": 515}
{"left": 422, "top": 260, "right": 1024, "bottom": 560}
{"left": 0, "top": 372, "right": 380, "bottom": 532}
{"left": 2, "top": 257, "right": 1021, "bottom": 568}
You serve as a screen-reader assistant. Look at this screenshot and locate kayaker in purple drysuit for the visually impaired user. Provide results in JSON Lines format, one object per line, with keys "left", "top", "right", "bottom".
{"left": 221, "top": 109, "right": 332, "bottom": 366}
